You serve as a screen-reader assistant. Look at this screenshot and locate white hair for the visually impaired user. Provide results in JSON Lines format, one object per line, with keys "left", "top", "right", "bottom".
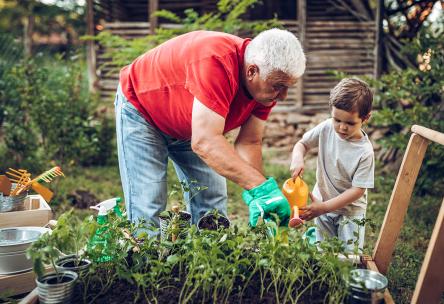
{"left": 245, "top": 28, "right": 306, "bottom": 80}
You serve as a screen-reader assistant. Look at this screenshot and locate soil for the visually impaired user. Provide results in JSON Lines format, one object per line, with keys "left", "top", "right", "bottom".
{"left": 67, "top": 189, "right": 99, "bottom": 209}
{"left": 71, "top": 270, "right": 329, "bottom": 304}
{"left": 59, "top": 259, "right": 88, "bottom": 268}
{"left": 198, "top": 214, "right": 230, "bottom": 230}
{"left": 44, "top": 275, "right": 75, "bottom": 284}
{"left": 159, "top": 211, "right": 191, "bottom": 221}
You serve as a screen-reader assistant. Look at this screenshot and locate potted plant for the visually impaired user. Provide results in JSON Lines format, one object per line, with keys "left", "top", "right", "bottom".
{"left": 159, "top": 205, "right": 192, "bottom": 242}
{"left": 197, "top": 209, "right": 230, "bottom": 231}
{"left": 27, "top": 230, "right": 78, "bottom": 304}
{"left": 27, "top": 210, "right": 94, "bottom": 303}
{"left": 51, "top": 210, "right": 92, "bottom": 278}
{"left": 159, "top": 180, "right": 207, "bottom": 241}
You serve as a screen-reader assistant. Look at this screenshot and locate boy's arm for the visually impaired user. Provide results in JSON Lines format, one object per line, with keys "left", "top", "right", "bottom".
{"left": 290, "top": 141, "right": 308, "bottom": 177}
{"left": 300, "top": 187, "right": 365, "bottom": 221}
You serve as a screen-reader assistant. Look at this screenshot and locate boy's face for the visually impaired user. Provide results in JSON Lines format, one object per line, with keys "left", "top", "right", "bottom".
{"left": 331, "top": 106, "right": 369, "bottom": 140}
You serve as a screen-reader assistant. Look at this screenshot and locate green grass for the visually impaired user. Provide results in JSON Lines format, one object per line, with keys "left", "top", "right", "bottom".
{"left": 46, "top": 153, "right": 442, "bottom": 303}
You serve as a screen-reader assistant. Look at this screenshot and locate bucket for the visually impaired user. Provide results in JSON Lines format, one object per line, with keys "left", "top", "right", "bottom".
{"left": 347, "top": 269, "right": 388, "bottom": 304}
{"left": 0, "top": 189, "right": 27, "bottom": 212}
{"left": 0, "top": 227, "right": 50, "bottom": 274}
{"left": 55, "top": 254, "right": 91, "bottom": 279}
{"left": 36, "top": 270, "right": 78, "bottom": 304}
{"left": 159, "top": 211, "right": 191, "bottom": 241}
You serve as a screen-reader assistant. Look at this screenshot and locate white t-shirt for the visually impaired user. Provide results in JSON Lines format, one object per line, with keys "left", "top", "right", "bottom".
{"left": 301, "top": 119, "right": 374, "bottom": 215}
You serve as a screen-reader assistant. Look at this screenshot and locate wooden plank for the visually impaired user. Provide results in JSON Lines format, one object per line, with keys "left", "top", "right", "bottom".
{"left": 307, "top": 21, "right": 375, "bottom": 27}
{"left": 411, "top": 197, "right": 444, "bottom": 303}
{"left": 0, "top": 271, "right": 38, "bottom": 296}
{"left": 297, "top": 0, "right": 306, "bottom": 108}
{"left": 86, "top": 0, "right": 97, "bottom": 93}
{"left": 412, "top": 125, "right": 444, "bottom": 145}
{"left": 18, "top": 287, "right": 38, "bottom": 304}
{"left": 372, "top": 133, "right": 430, "bottom": 274}
{"left": 374, "top": 0, "right": 383, "bottom": 78}
{"left": 363, "top": 259, "right": 395, "bottom": 304}
{"left": 104, "top": 22, "right": 150, "bottom": 28}
{"left": 0, "top": 267, "right": 52, "bottom": 297}
{"left": 149, "top": 0, "right": 159, "bottom": 34}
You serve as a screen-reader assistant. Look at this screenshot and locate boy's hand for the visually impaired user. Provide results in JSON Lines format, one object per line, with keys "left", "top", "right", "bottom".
{"left": 290, "top": 158, "right": 304, "bottom": 178}
{"left": 300, "top": 192, "right": 328, "bottom": 221}
{"left": 242, "top": 177, "right": 291, "bottom": 227}
{"left": 290, "top": 142, "right": 306, "bottom": 178}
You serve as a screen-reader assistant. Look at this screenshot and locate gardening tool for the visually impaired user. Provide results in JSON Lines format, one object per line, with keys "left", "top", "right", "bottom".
{"left": 7, "top": 167, "right": 64, "bottom": 202}
{"left": 88, "top": 197, "right": 123, "bottom": 262}
{"left": 282, "top": 176, "right": 309, "bottom": 228}
{"left": 0, "top": 175, "right": 12, "bottom": 196}
{"left": 89, "top": 205, "right": 112, "bottom": 263}
{"left": 5, "top": 168, "right": 31, "bottom": 196}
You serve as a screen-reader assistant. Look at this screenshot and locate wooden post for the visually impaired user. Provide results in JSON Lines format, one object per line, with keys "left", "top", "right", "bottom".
{"left": 23, "top": 14, "right": 35, "bottom": 58}
{"left": 411, "top": 197, "right": 444, "bottom": 303}
{"left": 372, "top": 133, "right": 430, "bottom": 274}
{"left": 374, "top": 0, "right": 383, "bottom": 78}
{"left": 86, "top": 0, "right": 97, "bottom": 93}
{"left": 297, "top": 0, "right": 306, "bottom": 107}
{"left": 149, "top": 0, "right": 159, "bottom": 35}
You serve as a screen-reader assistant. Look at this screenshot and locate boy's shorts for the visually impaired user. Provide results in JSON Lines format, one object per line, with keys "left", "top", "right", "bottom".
{"left": 315, "top": 213, "right": 366, "bottom": 253}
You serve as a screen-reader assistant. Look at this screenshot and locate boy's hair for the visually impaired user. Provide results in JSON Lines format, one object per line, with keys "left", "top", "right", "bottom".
{"left": 329, "top": 78, "right": 373, "bottom": 119}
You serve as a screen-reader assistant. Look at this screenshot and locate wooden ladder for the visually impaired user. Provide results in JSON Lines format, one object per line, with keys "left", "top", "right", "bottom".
{"left": 372, "top": 125, "right": 444, "bottom": 303}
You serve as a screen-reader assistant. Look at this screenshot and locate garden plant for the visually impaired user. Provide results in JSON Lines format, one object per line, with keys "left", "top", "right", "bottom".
{"left": 27, "top": 204, "right": 363, "bottom": 304}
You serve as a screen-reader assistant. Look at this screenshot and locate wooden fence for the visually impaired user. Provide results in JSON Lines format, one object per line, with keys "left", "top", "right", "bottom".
{"left": 96, "top": 19, "right": 375, "bottom": 111}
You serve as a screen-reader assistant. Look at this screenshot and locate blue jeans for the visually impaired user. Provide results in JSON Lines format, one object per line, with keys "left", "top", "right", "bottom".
{"left": 114, "top": 86, "right": 227, "bottom": 227}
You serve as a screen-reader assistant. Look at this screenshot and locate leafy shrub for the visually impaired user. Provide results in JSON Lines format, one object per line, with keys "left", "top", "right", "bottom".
{"left": 369, "top": 23, "right": 444, "bottom": 195}
{"left": 0, "top": 54, "right": 114, "bottom": 171}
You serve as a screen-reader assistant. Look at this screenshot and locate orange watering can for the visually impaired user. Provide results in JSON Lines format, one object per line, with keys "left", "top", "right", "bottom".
{"left": 282, "top": 176, "right": 309, "bottom": 228}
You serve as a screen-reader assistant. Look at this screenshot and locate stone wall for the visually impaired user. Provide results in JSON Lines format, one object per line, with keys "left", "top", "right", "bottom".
{"left": 263, "top": 110, "right": 383, "bottom": 158}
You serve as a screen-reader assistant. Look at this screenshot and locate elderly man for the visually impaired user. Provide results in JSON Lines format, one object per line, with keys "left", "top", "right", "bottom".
{"left": 115, "top": 28, "right": 306, "bottom": 228}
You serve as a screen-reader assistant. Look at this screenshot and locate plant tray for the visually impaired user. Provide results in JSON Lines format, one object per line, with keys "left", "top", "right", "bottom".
{"left": 0, "top": 195, "right": 52, "bottom": 228}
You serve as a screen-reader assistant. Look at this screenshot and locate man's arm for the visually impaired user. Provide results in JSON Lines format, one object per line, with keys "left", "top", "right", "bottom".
{"left": 191, "top": 98, "right": 266, "bottom": 189}
{"left": 234, "top": 115, "right": 265, "bottom": 174}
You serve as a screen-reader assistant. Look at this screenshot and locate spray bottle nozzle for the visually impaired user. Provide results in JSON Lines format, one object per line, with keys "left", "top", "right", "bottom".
{"left": 90, "top": 197, "right": 123, "bottom": 217}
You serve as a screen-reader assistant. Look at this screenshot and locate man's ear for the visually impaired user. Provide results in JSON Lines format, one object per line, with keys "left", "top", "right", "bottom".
{"left": 246, "top": 64, "right": 258, "bottom": 80}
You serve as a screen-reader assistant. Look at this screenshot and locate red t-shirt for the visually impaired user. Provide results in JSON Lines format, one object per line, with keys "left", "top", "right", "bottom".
{"left": 119, "top": 30, "right": 276, "bottom": 140}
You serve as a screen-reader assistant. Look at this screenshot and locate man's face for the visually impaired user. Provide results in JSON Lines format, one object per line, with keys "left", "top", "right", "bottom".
{"left": 331, "top": 106, "right": 369, "bottom": 140}
{"left": 245, "top": 66, "right": 297, "bottom": 106}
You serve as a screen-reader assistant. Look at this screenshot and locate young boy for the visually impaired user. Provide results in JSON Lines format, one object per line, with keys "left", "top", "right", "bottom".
{"left": 290, "top": 78, "right": 374, "bottom": 252}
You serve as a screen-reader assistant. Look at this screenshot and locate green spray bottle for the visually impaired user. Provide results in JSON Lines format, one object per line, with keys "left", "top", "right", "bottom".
{"left": 88, "top": 197, "right": 123, "bottom": 262}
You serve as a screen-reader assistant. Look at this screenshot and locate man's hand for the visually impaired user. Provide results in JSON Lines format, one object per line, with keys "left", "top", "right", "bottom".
{"left": 300, "top": 192, "right": 328, "bottom": 221}
{"left": 242, "top": 177, "right": 291, "bottom": 227}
